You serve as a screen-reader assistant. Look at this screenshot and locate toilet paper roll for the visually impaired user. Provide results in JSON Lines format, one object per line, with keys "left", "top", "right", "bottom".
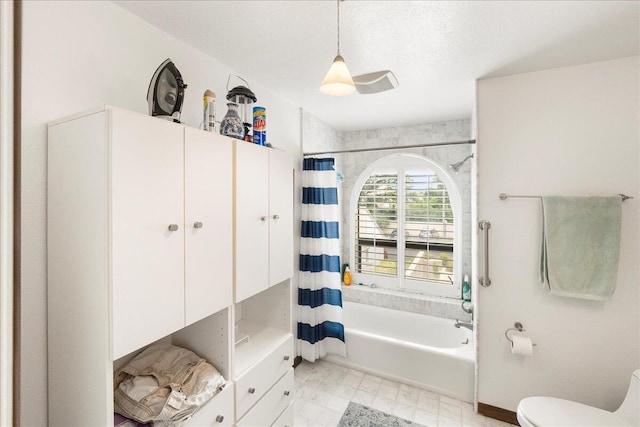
{"left": 511, "top": 335, "right": 533, "bottom": 356}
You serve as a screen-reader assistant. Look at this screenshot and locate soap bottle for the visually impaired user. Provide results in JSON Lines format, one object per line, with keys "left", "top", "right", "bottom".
{"left": 462, "top": 274, "right": 471, "bottom": 301}
{"left": 343, "top": 265, "right": 352, "bottom": 286}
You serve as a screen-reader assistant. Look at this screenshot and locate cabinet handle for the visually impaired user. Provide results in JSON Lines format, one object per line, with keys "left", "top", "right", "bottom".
{"left": 168, "top": 224, "right": 179, "bottom": 231}
{"left": 283, "top": 390, "right": 290, "bottom": 396}
{"left": 273, "top": 214, "right": 280, "bottom": 220}
{"left": 260, "top": 216, "right": 267, "bottom": 222}
{"left": 248, "top": 387, "right": 255, "bottom": 394}
{"left": 283, "top": 355, "right": 290, "bottom": 361}
{"left": 193, "top": 221, "right": 203, "bottom": 229}
{"left": 215, "top": 415, "right": 224, "bottom": 423}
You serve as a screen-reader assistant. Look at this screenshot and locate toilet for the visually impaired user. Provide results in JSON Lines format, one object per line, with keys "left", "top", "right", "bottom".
{"left": 517, "top": 369, "right": 640, "bottom": 427}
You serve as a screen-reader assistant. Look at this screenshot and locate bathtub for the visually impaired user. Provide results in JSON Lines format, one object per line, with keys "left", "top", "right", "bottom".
{"left": 324, "top": 300, "right": 474, "bottom": 402}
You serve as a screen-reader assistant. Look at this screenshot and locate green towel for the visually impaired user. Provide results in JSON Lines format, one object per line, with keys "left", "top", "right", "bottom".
{"left": 540, "top": 196, "right": 622, "bottom": 301}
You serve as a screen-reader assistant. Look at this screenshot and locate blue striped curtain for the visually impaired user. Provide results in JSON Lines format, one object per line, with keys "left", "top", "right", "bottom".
{"left": 297, "top": 157, "right": 346, "bottom": 362}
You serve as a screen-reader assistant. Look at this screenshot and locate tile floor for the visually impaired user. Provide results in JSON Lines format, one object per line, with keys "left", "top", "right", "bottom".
{"left": 294, "top": 359, "right": 517, "bottom": 427}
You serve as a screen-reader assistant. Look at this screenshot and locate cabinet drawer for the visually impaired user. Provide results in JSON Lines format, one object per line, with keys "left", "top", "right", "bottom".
{"left": 236, "top": 368, "right": 294, "bottom": 427}
{"left": 271, "top": 401, "right": 294, "bottom": 427}
{"left": 235, "top": 335, "right": 293, "bottom": 417}
{"left": 187, "top": 382, "right": 234, "bottom": 427}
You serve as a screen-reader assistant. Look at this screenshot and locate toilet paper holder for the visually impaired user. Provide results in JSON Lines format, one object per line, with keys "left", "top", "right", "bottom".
{"left": 505, "top": 322, "right": 537, "bottom": 346}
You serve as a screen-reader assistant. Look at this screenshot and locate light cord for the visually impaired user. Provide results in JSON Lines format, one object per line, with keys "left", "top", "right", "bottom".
{"left": 337, "top": 0, "right": 340, "bottom": 55}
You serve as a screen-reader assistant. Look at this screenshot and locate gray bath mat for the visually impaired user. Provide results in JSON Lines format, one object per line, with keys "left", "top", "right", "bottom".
{"left": 338, "top": 402, "right": 426, "bottom": 427}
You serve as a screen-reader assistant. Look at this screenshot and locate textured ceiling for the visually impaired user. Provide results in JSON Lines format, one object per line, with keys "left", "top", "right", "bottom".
{"left": 115, "top": 1, "right": 639, "bottom": 131}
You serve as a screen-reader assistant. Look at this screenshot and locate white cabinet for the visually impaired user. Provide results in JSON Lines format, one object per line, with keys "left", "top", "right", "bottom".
{"left": 186, "top": 383, "right": 235, "bottom": 426}
{"left": 233, "top": 281, "right": 294, "bottom": 425}
{"left": 184, "top": 127, "right": 233, "bottom": 326}
{"left": 110, "top": 108, "right": 186, "bottom": 358}
{"left": 236, "top": 369, "right": 294, "bottom": 427}
{"left": 235, "top": 142, "right": 270, "bottom": 302}
{"left": 48, "top": 109, "right": 113, "bottom": 426}
{"left": 47, "top": 107, "right": 234, "bottom": 425}
{"left": 47, "top": 106, "right": 294, "bottom": 427}
{"left": 268, "top": 148, "right": 294, "bottom": 287}
{"left": 272, "top": 401, "right": 295, "bottom": 427}
{"left": 108, "top": 108, "right": 233, "bottom": 358}
{"left": 232, "top": 143, "right": 294, "bottom": 425}
{"left": 235, "top": 142, "right": 293, "bottom": 303}
{"left": 235, "top": 335, "right": 294, "bottom": 416}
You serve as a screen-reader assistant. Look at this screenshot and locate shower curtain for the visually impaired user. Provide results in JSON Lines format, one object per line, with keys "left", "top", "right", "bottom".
{"left": 297, "top": 157, "right": 346, "bottom": 362}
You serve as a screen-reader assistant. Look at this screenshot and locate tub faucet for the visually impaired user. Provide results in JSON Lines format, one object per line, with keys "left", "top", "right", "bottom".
{"left": 455, "top": 320, "right": 473, "bottom": 331}
{"left": 461, "top": 300, "right": 473, "bottom": 314}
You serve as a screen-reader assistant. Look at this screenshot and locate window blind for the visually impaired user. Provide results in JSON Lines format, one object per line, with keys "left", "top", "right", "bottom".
{"left": 403, "top": 171, "right": 454, "bottom": 285}
{"left": 355, "top": 169, "right": 454, "bottom": 286}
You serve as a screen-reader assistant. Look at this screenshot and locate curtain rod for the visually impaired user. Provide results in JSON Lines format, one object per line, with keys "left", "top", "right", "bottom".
{"left": 302, "top": 139, "right": 476, "bottom": 156}
{"left": 499, "top": 193, "right": 633, "bottom": 202}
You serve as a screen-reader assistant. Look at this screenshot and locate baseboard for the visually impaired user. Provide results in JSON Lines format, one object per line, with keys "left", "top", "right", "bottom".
{"left": 293, "top": 355, "right": 303, "bottom": 368}
{"left": 478, "top": 402, "right": 519, "bottom": 425}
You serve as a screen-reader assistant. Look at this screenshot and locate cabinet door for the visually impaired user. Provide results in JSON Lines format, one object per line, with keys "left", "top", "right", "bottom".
{"left": 184, "top": 128, "right": 233, "bottom": 325}
{"left": 186, "top": 383, "right": 234, "bottom": 426}
{"left": 235, "top": 142, "right": 269, "bottom": 303}
{"left": 111, "top": 110, "right": 185, "bottom": 359}
{"left": 268, "top": 149, "right": 294, "bottom": 286}
{"left": 236, "top": 369, "right": 294, "bottom": 427}
{"left": 272, "top": 402, "right": 294, "bottom": 427}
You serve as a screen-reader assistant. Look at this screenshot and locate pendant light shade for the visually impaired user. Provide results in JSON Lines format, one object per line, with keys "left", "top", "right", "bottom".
{"left": 320, "top": 55, "right": 356, "bottom": 96}
{"left": 320, "top": 0, "right": 355, "bottom": 96}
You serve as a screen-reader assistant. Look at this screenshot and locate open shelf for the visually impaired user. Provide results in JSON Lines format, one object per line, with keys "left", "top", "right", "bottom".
{"left": 233, "top": 281, "right": 292, "bottom": 378}
{"left": 234, "top": 319, "right": 291, "bottom": 377}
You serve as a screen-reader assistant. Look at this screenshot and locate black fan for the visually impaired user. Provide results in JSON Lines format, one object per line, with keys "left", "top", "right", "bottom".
{"left": 146, "top": 58, "right": 187, "bottom": 123}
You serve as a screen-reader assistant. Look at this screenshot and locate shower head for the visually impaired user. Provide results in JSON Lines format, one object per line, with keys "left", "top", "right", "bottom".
{"left": 449, "top": 154, "right": 474, "bottom": 173}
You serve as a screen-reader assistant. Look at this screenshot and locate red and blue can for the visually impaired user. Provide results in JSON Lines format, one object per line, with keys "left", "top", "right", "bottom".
{"left": 253, "top": 106, "right": 266, "bottom": 146}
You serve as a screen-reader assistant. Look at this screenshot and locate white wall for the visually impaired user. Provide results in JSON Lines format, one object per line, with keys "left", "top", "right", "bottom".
{"left": 301, "top": 110, "right": 342, "bottom": 154}
{"left": 21, "top": 2, "right": 301, "bottom": 425}
{"left": 476, "top": 56, "right": 639, "bottom": 412}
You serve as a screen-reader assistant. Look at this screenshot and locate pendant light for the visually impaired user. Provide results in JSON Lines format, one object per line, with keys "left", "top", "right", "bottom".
{"left": 320, "top": 0, "right": 356, "bottom": 96}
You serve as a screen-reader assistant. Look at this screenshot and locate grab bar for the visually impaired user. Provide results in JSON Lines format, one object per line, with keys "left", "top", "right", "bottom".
{"left": 479, "top": 220, "right": 491, "bottom": 287}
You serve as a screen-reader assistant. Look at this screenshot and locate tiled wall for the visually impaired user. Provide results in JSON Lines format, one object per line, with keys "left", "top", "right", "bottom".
{"left": 341, "top": 285, "right": 472, "bottom": 322}
{"left": 302, "top": 111, "right": 473, "bottom": 320}
{"left": 301, "top": 110, "right": 342, "bottom": 153}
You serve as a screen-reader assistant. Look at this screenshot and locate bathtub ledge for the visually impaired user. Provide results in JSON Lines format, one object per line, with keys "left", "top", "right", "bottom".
{"left": 341, "top": 284, "right": 472, "bottom": 321}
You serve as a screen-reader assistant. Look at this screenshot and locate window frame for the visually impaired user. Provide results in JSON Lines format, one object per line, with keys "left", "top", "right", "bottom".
{"left": 349, "top": 153, "right": 462, "bottom": 298}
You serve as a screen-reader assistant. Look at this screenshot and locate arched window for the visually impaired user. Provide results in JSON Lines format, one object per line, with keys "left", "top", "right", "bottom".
{"left": 350, "top": 154, "right": 461, "bottom": 298}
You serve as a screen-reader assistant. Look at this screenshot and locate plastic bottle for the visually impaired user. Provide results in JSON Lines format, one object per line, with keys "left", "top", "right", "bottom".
{"left": 203, "top": 90, "right": 216, "bottom": 132}
{"left": 462, "top": 274, "right": 471, "bottom": 301}
{"left": 343, "top": 265, "right": 352, "bottom": 286}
